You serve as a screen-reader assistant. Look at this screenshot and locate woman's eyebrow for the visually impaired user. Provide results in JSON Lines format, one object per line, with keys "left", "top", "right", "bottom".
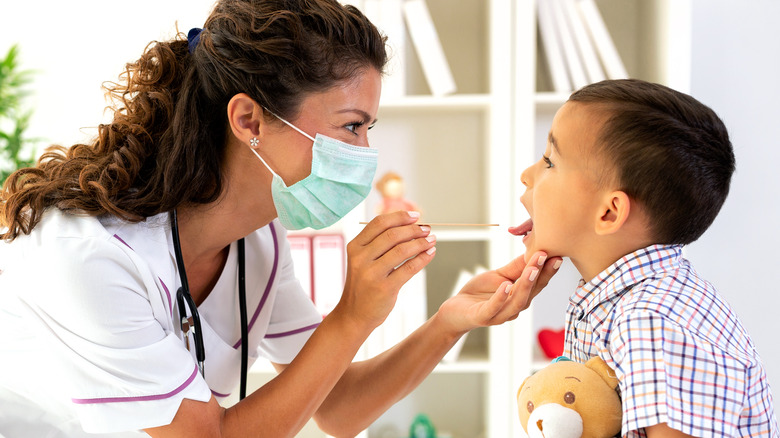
{"left": 337, "top": 108, "right": 378, "bottom": 125}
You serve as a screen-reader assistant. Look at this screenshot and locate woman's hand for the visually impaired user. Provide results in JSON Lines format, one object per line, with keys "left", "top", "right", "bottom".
{"left": 436, "top": 251, "right": 562, "bottom": 335}
{"left": 334, "top": 211, "right": 436, "bottom": 330}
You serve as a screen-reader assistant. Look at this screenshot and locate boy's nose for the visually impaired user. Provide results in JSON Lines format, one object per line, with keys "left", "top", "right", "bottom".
{"left": 520, "top": 164, "right": 533, "bottom": 188}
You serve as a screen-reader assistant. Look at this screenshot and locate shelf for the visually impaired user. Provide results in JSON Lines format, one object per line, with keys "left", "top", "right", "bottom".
{"left": 366, "top": 112, "right": 489, "bottom": 225}
{"left": 368, "top": 372, "right": 488, "bottom": 438}
{"left": 379, "top": 93, "right": 492, "bottom": 111}
{"left": 532, "top": 359, "right": 552, "bottom": 373}
{"left": 436, "top": 358, "right": 492, "bottom": 374}
{"left": 249, "top": 360, "right": 275, "bottom": 374}
{"left": 432, "top": 227, "right": 503, "bottom": 242}
{"left": 535, "top": 92, "right": 569, "bottom": 112}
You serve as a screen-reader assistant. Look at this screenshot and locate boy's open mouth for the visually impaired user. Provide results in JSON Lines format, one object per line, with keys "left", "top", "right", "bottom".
{"left": 510, "top": 218, "right": 534, "bottom": 240}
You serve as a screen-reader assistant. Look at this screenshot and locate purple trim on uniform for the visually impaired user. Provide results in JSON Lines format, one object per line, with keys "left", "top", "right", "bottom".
{"left": 159, "top": 278, "right": 173, "bottom": 318}
{"left": 265, "top": 322, "right": 321, "bottom": 339}
{"left": 113, "top": 234, "right": 133, "bottom": 250}
{"left": 233, "top": 222, "right": 279, "bottom": 349}
{"left": 71, "top": 365, "right": 199, "bottom": 405}
{"left": 211, "top": 389, "right": 231, "bottom": 398}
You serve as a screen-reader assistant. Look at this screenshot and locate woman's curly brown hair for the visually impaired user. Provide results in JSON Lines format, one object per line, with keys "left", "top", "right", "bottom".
{"left": 1, "top": 0, "right": 387, "bottom": 240}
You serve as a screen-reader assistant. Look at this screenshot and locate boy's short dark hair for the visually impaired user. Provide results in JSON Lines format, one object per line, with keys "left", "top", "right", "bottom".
{"left": 569, "top": 79, "right": 735, "bottom": 245}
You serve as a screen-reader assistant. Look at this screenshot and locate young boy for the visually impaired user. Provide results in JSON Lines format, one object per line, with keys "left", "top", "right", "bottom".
{"left": 513, "top": 79, "right": 777, "bottom": 437}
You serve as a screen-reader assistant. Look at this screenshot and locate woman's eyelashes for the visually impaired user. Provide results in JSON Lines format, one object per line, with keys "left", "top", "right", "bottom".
{"left": 543, "top": 155, "right": 554, "bottom": 169}
{"left": 345, "top": 120, "right": 376, "bottom": 134}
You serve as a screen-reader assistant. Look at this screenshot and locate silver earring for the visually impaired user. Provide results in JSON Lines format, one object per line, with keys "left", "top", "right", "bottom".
{"left": 250, "top": 137, "right": 259, "bottom": 147}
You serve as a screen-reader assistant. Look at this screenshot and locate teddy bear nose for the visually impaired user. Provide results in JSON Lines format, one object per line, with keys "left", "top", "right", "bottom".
{"left": 536, "top": 419, "right": 544, "bottom": 430}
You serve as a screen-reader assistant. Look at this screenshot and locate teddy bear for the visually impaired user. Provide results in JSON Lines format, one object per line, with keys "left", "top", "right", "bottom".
{"left": 517, "top": 356, "right": 622, "bottom": 438}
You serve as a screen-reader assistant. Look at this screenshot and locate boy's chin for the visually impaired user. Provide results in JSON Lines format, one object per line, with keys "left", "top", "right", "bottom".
{"left": 522, "top": 245, "right": 540, "bottom": 264}
{"left": 523, "top": 242, "right": 563, "bottom": 264}
{"left": 522, "top": 235, "right": 540, "bottom": 258}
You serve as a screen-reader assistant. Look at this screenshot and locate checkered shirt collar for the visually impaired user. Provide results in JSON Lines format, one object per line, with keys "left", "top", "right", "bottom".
{"left": 569, "top": 244, "right": 684, "bottom": 317}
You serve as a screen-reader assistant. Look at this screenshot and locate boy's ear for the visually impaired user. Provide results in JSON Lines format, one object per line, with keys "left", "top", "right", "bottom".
{"left": 595, "top": 190, "right": 631, "bottom": 235}
{"left": 226, "top": 93, "right": 263, "bottom": 147}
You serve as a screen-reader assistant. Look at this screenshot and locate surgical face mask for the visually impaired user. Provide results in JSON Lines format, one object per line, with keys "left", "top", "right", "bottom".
{"left": 248, "top": 113, "right": 378, "bottom": 230}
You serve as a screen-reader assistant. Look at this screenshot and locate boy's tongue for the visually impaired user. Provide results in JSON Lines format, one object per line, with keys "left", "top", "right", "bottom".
{"left": 508, "top": 218, "right": 533, "bottom": 236}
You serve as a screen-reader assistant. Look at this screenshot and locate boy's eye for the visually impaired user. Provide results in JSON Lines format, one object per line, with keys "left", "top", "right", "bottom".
{"left": 543, "top": 155, "right": 554, "bottom": 169}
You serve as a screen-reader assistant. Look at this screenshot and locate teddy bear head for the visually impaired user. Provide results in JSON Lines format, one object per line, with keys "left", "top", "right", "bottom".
{"left": 517, "top": 356, "right": 622, "bottom": 438}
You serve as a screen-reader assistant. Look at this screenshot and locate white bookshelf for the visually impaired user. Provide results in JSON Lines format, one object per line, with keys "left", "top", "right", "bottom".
{"left": 242, "top": 0, "right": 692, "bottom": 437}
{"left": 365, "top": 0, "right": 514, "bottom": 435}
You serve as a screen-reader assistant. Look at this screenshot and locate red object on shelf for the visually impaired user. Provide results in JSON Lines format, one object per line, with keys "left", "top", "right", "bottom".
{"left": 537, "top": 328, "right": 565, "bottom": 359}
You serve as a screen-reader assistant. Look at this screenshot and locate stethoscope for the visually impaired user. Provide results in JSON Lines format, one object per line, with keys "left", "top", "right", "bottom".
{"left": 170, "top": 209, "right": 250, "bottom": 400}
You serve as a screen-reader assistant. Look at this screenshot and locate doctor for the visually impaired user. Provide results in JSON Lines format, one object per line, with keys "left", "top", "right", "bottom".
{"left": 0, "top": 0, "right": 562, "bottom": 436}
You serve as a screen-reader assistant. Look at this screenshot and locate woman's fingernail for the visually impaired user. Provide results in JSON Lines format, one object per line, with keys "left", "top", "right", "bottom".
{"left": 537, "top": 255, "right": 547, "bottom": 266}
{"left": 528, "top": 268, "right": 539, "bottom": 282}
{"left": 504, "top": 283, "right": 512, "bottom": 294}
{"left": 425, "top": 234, "right": 436, "bottom": 243}
{"left": 553, "top": 259, "right": 562, "bottom": 270}
{"left": 408, "top": 211, "right": 421, "bottom": 219}
{"left": 420, "top": 225, "right": 431, "bottom": 233}
{"left": 426, "top": 246, "right": 436, "bottom": 255}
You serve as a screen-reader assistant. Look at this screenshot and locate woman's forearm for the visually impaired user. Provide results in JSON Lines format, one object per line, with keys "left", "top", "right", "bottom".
{"left": 220, "top": 310, "right": 374, "bottom": 437}
{"left": 146, "top": 309, "right": 374, "bottom": 438}
{"left": 312, "top": 312, "right": 462, "bottom": 436}
{"left": 312, "top": 251, "right": 564, "bottom": 436}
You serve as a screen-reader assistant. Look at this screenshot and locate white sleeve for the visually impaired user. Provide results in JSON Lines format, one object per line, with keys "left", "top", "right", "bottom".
{"left": 21, "top": 233, "right": 211, "bottom": 433}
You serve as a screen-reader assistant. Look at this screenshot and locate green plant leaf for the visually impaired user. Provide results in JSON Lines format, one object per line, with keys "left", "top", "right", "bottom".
{"left": 1, "top": 44, "right": 38, "bottom": 184}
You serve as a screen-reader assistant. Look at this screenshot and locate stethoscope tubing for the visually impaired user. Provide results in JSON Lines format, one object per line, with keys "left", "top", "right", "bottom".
{"left": 170, "top": 209, "right": 249, "bottom": 400}
{"left": 171, "top": 209, "right": 206, "bottom": 375}
{"left": 237, "top": 238, "right": 248, "bottom": 400}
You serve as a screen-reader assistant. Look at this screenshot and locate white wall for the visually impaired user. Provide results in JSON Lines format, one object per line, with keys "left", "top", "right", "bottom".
{"left": 1, "top": 1, "right": 216, "bottom": 152}
{"left": 687, "top": 0, "right": 780, "bottom": 392}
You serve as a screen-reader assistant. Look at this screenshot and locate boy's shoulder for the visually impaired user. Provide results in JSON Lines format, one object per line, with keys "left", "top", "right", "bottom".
{"left": 611, "top": 256, "right": 758, "bottom": 360}
{"left": 602, "top": 257, "right": 777, "bottom": 437}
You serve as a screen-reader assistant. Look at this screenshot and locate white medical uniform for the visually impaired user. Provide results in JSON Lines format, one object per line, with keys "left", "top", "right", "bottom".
{"left": 0, "top": 208, "right": 323, "bottom": 437}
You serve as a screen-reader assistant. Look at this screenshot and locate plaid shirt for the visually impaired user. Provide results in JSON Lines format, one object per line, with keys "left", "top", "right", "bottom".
{"left": 563, "top": 244, "right": 778, "bottom": 437}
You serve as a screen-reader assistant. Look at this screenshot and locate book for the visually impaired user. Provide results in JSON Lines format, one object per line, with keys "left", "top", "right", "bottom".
{"left": 379, "top": 0, "right": 407, "bottom": 98}
{"left": 311, "top": 234, "right": 345, "bottom": 317}
{"left": 364, "top": 267, "right": 427, "bottom": 358}
{"left": 402, "top": 0, "right": 457, "bottom": 96}
{"left": 442, "top": 266, "right": 487, "bottom": 363}
{"left": 287, "top": 235, "right": 313, "bottom": 301}
{"left": 344, "top": 0, "right": 406, "bottom": 97}
{"left": 576, "top": 0, "right": 628, "bottom": 79}
{"left": 549, "top": 0, "right": 588, "bottom": 90}
{"left": 562, "top": 0, "right": 606, "bottom": 84}
{"left": 537, "top": 0, "right": 572, "bottom": 92}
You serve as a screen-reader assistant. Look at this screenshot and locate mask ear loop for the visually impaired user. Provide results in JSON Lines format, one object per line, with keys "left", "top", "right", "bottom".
{"left": 247, "top": 142, "right": 278, "bottom": 177}
{"left": 248, "top": 109, "right": 317, "bottom": 176}
{"left": 262, "top": 107, "right": 316, "bottom": 142}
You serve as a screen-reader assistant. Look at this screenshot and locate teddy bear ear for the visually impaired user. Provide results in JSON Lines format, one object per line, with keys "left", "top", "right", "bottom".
{"left": 585, "top": 356, "right": 619, "bottom": 390}
{"left": 517, "top": 375, "right": 531, "bottom": 398}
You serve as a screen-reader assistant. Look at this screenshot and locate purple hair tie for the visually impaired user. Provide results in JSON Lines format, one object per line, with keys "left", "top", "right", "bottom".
{"left": 188, "top": 28, "right": 202, "bottom": 54}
